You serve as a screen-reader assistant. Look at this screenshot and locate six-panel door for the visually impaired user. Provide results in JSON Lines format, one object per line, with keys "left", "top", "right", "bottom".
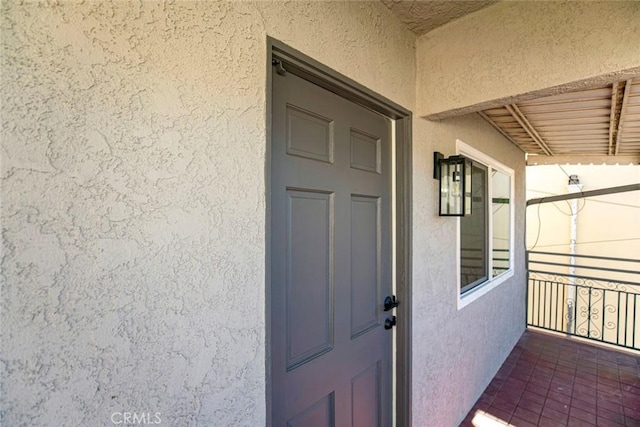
{"left": 271, "top": 64, "right": 393, "bottom": 427}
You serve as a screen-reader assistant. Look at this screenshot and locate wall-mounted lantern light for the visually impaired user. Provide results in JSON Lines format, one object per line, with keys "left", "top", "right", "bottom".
{"left": 434, "top": 152, "right": 472, "bottom": 217}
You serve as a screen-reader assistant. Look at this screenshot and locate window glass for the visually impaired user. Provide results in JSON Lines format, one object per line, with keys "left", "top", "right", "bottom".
{"left": 460, "top": 163, "right": 488, "bottom": 292}
{"left": 492, "top": 170, "right": 511, "bottom": 277}
{"left": 457, "top": 140, "right": 515, "bottom": 304}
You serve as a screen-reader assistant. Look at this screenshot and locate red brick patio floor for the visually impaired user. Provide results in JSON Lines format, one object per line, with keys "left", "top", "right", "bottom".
{"left": 460, "top": 329, "right": 640, "bottom": 427}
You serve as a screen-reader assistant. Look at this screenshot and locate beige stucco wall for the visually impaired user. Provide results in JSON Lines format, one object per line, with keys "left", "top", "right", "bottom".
{"left": 1, "top": 2, "right": 412, "bottom": 425}
{"left": 417, "top": 1, "right": 640, "bottom": 119}
{"left": 2, "top": 1, "right": 525, "bottom": 425}
{"left": 413, "top": 114, "right": 526, "bottom": 426}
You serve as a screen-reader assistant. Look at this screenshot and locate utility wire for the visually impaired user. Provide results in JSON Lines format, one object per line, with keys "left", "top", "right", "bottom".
{"left": 557, "top": 164, "right": 572, "bottom": 180}
{"left": 526, "top": 189, "right": 636, "bottom": 249}
{"left": 528, "top": 192, "right": 586, "bottom": 217}
{"left": 528, "top": 185, "right": 638, "bottom": 216}
{"left": 528, "top": 201, "right": 543, "bottom": 250}
{"left": 526, "top": 169, "right": 639, "bottom": 250}
{"left": 527, "top": 191, "right": 585, "bottom": 250}
{"left": 550, "top": 198, "right": 586, "bottom": 217}
{"left": 554, "top": 165, "right": 589, "bottom": 207}
{"left": 588, "top": 198, "right": 640, "bottom": 209}
{"left": 528, "top": 188, "right": 640, "bottom": 209}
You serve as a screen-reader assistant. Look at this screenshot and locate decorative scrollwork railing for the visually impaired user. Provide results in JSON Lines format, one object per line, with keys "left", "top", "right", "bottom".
{"left": 527, "top": 251, "right": 640, "bottom": 351}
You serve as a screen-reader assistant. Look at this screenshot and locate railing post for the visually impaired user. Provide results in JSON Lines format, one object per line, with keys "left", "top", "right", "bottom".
{"left": 567, "top": 301, "right": 573, "bottom": 334}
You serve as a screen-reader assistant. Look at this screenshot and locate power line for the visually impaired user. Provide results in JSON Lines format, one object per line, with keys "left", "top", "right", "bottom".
{"left": 526, "top": 175, "right": 640, "bottom": 250}
{"left": 528, "top": 188, "right": 640, "bottom": 209}
{"left": 549, "top": 198, "right": 586, "bottom": 217}
{"left": 528, "top": 184, "right": 640, "bottom": 206}
{"left": 529, "top": 201, "right": 543, "bottom": 250}
{"left": 527, "top": 188, "right": 586, "bottom": 216}
{"left": 579, "top": 198, "right": 640, "bottom": 209}
{"left": 557, "top": 164, "right": 572, "bottom": 180}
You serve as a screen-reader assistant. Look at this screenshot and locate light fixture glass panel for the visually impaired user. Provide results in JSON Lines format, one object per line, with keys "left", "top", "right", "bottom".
{"left": 439, "top": 156, "right": 471, "bottom": 216}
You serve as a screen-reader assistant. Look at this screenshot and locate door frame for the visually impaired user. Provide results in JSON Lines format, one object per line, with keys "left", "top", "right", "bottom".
{"left": 265, "top": 38, "right": 413, "bottom": 427}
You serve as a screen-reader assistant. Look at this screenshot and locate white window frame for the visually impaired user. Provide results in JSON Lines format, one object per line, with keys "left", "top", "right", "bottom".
{"left": 457, "top": 140, "right": 515, "bottom": 310}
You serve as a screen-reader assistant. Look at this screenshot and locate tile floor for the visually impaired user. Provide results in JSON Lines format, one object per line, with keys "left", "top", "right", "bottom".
{"left": 460, "top": 329, "right": 640, "bottom": 427}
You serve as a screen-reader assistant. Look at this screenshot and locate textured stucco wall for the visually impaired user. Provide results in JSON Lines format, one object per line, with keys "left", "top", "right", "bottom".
{"left": 2, "top": 1, "right": 526, "bottom": 426}
{"left": 1, "top": 1, "right": 414, "bottom": 425}
{"left": 412, "top": 114, "right": 527, "bottom": 427}
{"left": 416, "top": 1, "right": 640, "bottom": 119}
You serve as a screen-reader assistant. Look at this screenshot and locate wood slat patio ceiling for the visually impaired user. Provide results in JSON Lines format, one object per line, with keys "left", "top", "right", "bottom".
{"left": 481, "top": 78, "right": 640, "bottom": 165}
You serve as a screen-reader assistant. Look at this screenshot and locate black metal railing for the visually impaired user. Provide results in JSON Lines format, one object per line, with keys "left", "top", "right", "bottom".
{"left": 527, "top": 251, "right": 640, "bottom": 351}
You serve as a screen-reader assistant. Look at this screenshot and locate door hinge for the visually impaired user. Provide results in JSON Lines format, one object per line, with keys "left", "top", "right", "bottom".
{"left": 272, "top": 58, "right": 286, "bottom": 76}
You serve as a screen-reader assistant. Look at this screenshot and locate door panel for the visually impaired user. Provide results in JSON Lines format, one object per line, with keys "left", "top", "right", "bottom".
{"left": 350, "top": 128, "right": 381, "bottom": 174}
{"left": 286, "top": 105, "right": 335, "bottom": 164}
{"left": 272, "top": 62, "right": 392, "bottom": 427}
{"left": 285, "top": 189, "right": 334, "bottom": 370}
{"left": 350, "top": 195, "right": 381, "bottom": 339}
{"left": 287, "top": 393, "right": 335, "bottom": 427}
{"left": 351, "top": 361, "right": 382, "bottom": 427}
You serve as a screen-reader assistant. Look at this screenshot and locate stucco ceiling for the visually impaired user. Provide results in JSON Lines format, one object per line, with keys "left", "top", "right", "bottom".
{"left": 380, "top": 0, "right": 497, "bottom": 35}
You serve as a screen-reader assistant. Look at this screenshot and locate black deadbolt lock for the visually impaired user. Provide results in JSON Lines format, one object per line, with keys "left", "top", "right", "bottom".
{"left": 383, "top": 295, "right": 399, "bottom": 311}
{"left": 384, "top": 316, "right": 396, "bottom": 330}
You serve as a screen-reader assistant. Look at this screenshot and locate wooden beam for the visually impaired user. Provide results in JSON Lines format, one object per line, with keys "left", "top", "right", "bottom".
{"left": 478, "top": 111, "right": 523, "bottom": 151}
{"left": 614, "top": 79, "right": 633, "bottom": 155}
{"left": 506, "top": 104, "right": 554, "bottom": 156}
{"left": 608, "top": 83, "right": 619, "bottom": 155}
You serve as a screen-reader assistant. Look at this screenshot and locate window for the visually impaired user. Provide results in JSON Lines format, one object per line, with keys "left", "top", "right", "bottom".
{"left": 457, "top": 140, "right": 514, "bottom": 307}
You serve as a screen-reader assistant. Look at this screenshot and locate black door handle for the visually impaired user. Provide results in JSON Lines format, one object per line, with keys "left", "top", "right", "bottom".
{"left": 384, "top": 316, "right": 396, "bottom": 330}
{"left": 383, "top": 295, "right": 399, "bottom": 311}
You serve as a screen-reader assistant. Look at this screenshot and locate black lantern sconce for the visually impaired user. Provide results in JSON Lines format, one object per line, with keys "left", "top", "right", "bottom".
{"left": 434, "top": 152, "right": 472, "bottom": 217}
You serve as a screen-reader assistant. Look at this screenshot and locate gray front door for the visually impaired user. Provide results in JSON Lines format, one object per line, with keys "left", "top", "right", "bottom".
{"left": 270, "top": 62, "right": 393, "bottom": 426}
